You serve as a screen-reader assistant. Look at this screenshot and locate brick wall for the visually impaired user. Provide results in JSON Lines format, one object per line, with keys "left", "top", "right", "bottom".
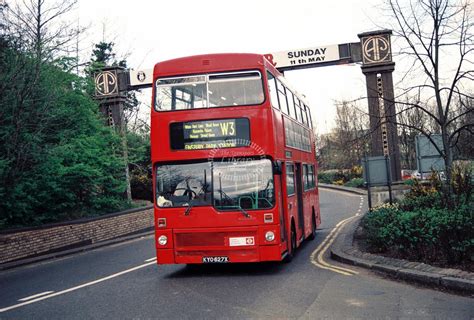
{"left": 0, "top": 206, "right": 154, "bottom": 264}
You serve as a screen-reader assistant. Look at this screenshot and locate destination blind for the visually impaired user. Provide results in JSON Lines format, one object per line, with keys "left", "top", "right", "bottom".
{"left": 170, "top": 118, "right": 250, "bottom": 150}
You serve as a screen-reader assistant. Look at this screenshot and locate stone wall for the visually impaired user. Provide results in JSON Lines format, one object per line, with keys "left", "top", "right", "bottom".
{"left": 0, "top": 206, "right": 154, "bottom": 264}
{"left": 369, "top": 184, "right": 411, "bottom": 207}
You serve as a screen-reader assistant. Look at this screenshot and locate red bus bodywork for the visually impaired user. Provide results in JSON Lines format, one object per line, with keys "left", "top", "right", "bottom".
{"left": 151, "top": 53, "right": 320, "bottom": 264}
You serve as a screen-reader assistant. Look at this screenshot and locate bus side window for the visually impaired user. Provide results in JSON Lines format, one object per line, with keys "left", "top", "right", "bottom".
{"left": 276, "top": 80, "right": 289, "bottom": 115}
{"left": 287, "top": 90, "right": 297, "bottom": 120}
{"left": 303, "top": 164, "right": 309, "bottom": 190}
{"left": 286, "top": 163, "right": 295, "bottom": 195}
{"left": 302, "top": 106, "right": 309, "bottom": 126}
{"left": 267, "top": 72, "right": 280, "bottom": 110}
{"left": 294, "top": 98, "right": 302, "bottom": 123}
{"left": 308, "top": 165, "right": 315, "bottom": 188}
{"left": 299, "top": 106, "right": 305, "bottom": 125}
{"left": 306, "top": 105, "right": 313, "bottom": 129}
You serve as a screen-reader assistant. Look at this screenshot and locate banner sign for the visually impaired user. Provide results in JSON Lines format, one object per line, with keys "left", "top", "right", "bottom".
{"left": 170, "top": 118, "right": 250, "bottom": 150}
{"left": 265, "top": 44, "right": 340, "bottom": 69}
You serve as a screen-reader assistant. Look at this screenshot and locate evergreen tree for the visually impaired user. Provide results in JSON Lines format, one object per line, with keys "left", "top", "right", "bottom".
{"left": 0, "top": 37, "right": 131, "bottom": 229}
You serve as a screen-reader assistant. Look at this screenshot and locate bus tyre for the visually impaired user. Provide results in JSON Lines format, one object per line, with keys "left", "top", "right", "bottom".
{"left": 284, "top": 223, "right": 297, "bottom": 263}
{"left": 307, "top": 214, "right": 316, "bottom": 241}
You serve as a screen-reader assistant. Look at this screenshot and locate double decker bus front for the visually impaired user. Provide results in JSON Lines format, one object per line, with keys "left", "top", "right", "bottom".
{"left": 151, "top": 55, "right": 285, "bottom": 264}
{"left": 155, "top": 158, "right": 283, "bottom": 264}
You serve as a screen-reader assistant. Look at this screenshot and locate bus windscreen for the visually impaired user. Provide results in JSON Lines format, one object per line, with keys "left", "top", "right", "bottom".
{"left": 155, "top": 159, "right": 274, "bottom": 210}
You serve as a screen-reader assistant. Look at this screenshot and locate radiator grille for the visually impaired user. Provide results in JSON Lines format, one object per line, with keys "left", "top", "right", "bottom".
{"left": 175, "top": 231, "right": 256, "bottom": 248}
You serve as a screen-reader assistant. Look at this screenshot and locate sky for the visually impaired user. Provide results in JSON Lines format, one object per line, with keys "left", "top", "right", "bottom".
{"left": 75, "top": 0, "right": 384, "bottom": 133}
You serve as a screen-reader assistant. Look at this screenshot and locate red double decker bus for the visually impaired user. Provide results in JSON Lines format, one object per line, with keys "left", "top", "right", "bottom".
{"left": 151, "top": 53, "right": 320, "bottom": 264}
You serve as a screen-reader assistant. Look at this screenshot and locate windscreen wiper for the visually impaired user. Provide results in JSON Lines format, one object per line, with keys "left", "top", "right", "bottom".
{"left": 184, "top": 201, "right": 193, "bottom": 216}
{"left": 238, "top": 206, "right": 250, "bottom": 218}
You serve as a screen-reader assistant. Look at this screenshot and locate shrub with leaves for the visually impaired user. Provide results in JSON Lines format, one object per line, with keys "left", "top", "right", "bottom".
{"left": 362, "top": 173, "right": 474, "bottom": 270}
{"left": 345, "top": 178, "right": 365, "bottom": 188}
{"left": 0, "top": 38, "right": 131, "bottom": 229}
{"left": 318, "top": 166, "right": 363, "bottom": 185}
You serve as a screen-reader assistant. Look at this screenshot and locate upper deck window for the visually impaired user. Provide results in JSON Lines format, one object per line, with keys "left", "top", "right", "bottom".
{"left": 154, "top": 71, "right": 264, "bottom": 111}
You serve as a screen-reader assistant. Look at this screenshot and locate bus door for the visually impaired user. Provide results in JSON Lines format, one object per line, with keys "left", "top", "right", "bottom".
{"left": 278, "top": 173, "right": 287, "bottom": 243}
{"left": 295, "top": 163, "right": 305, "bottom": 238}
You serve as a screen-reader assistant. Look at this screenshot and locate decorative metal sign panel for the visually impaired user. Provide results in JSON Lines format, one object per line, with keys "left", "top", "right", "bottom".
{"left": 94, "top": 70, "right": 119, "bottom": 97}
{"left": 361, "top": 33, "right": 392, "bottom": 65}
{"left": 129, "top": 69, "right": 153, "bottom": 88}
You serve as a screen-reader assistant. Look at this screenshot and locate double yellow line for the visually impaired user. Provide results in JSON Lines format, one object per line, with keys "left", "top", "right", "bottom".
{"left": 311, "top": 215, "right": 359, "bottom": 276}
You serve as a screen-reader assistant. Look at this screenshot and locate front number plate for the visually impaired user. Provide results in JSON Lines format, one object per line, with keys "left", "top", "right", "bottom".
{"left": 202, "top": 256, "right": 229, "bottom": 263}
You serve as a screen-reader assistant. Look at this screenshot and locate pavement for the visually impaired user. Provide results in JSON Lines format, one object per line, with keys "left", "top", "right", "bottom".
{"left": 319, "top": 183, "right": 474, "bottom": 295}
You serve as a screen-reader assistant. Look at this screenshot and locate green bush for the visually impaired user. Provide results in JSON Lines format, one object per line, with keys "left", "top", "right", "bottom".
{"left": 318, "top": 170, "right": 337, "bottom": 184}
{"left": 318, "top": 166, "right": 363, "bottom": 185}
{"left": 362, "top": 201, "right": 473, "bottom": 269}
{"left": 400, "top": 192, "right": 443, "bottom": 212}
{"left": 345, "top": 178, "right": 365, "bottom": 188}
{"left": 0, "top": 39, "right": 132, "bottom": 229}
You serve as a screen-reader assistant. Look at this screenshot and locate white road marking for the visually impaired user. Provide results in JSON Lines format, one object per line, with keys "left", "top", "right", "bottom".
{"left": 0, "top": 261, "right": 155, "bottom": 313}
{"left": 145, "top": 257, "right": 156, "bottom": 262}
{"left": 18, "top": 291, "right": 54, "bottom": 302}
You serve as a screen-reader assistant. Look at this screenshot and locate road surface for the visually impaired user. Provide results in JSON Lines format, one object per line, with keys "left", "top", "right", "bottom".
{"left": 0, "top": 189, "right": 472, "bottom": 319}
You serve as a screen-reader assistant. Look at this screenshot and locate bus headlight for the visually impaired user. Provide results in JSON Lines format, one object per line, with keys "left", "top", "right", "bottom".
{"left": 158, "top": 235, "right": 168, "bottom": 246}
{"left": 265, "top": 231, "right": 275, "bottom": 242}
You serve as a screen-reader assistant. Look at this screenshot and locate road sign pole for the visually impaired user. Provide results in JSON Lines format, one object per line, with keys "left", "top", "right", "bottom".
{"left": 364, "top": 155, "right": 373, "bottom": 211}
{"left": 385, "top": 155, "right": 393, "bottom": 204}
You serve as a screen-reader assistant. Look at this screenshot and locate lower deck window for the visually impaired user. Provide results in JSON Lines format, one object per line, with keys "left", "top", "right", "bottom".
{"left": 156, "top": 159, "right": 274, "bottom": 210}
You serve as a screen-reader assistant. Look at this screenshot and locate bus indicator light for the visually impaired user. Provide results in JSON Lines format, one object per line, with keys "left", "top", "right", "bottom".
{"left": 157, "top": 218, "right": 166, "bottom": 228}
{"left": 264, "top": 213, "right": 273, "bottom": 223}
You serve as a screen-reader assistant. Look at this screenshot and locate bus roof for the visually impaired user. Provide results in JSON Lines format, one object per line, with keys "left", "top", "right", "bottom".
{"left": 152, "top": 53, "right": 309, "bottom": 106}
{"left": 153, "top": 53, "right": 275, "bottom": 77}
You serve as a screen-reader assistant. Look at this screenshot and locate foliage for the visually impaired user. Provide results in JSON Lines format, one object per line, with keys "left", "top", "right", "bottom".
{"left": 127, "top": 130, "right": 152, "bottom": 201}
{"left": 362, "top": 170, "right": 474, "bottom": 270}
{"left": 345, "top": 178, "right": 365, "bottom": 188}
{"left": 450, "top": 161, "right": 473, "bottom": 205}
{"left": 316, "top": 101, "right": 370, "bottom": 170}
{"left": 406, "top": 164, "right": 473, "bottom": 209}
{"left": 385, "top": 0, "right": 474, "bottom": 190}
{"left": 0, "top": 37, "right": 131, "bottom": 229}
{"left": 318, "top": 170, "right": 337, "bottom": 184}
{"left": 363, "top": 203, "right": 473, "bottom": 270}
{"left": 318, "top": 166, "right": 363, "bottom": 186}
